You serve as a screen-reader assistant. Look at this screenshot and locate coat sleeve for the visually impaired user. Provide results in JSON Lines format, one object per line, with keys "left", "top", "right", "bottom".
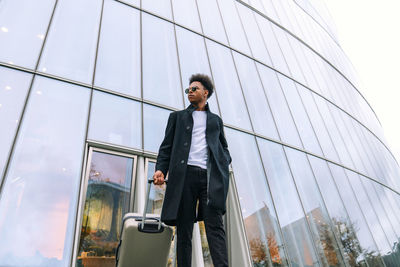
{"left": 155, "top": 111, "right": 177, "bottom": 176}
{"left": 219, "top": 118, "right": 232, "bottom": 164}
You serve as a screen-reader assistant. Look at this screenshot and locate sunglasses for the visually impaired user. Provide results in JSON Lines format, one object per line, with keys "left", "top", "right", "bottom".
{"left": 184, "top": 86, "right": 200, "bottom": 94}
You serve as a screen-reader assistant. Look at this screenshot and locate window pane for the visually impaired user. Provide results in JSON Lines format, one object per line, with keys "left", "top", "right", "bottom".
{"left": 38, "top": 0, "right": 103, "bottom": 84}
{"left": 278, "top": 75, "right": 322, "bottom": 156}
{"left": 76, "top": 151, "right": 134, "bottom": 267}
{"left": 329, "top": 164, "right": 384, "bottom": 266}
{"left": 94, "top": 0, "right": 141, "bottom": 97}
{"left": 0, "top": 0, "right": 55, "bottom": 69}
{"left": 224, "top": 129, "right": 289, "bottom": 266}
{"left": 232, "top": 52, "right": 279, "bottom": 139}
{"left": 256, "top": 64, "right": 302, "bottom": 148}
{"left": 175, "top": 26, "right": 219, "bottom": 114}
{"left": 0, "top": 76, "right": 90, "bottom": 266}
{"left": 236, "top": 4, "right": 272, "bottom": 65}
{"left": 284, "top": 147, "right": 346, "bottom": 267}
{"left": 196, "top": 0, "right": 228, "bottom": 45}
{"left": 0, "top": 67, "right": 32, "bottom": 177}
{"left": 143, "top": 104, "right": 172, "bottom": 153}
{"left": 217, "top": 0, "right": 251, "bottom": 55}
{"left": 171, "top": 0, "right": 202, "bottom": 33}
{"left": 88, "top": 91, "right": 142, "bottom": 149}
{"left": 308, "top": 155, "right": 362, "bottom": 266}
{"left": 206, "top": 40, "right": 252, "bottom": 131}
{"left": 142, "top": 0, "right": 172, "bottom": 20}
{"left": 142, "top": 13, "right": 183, "bottom": 109}
{"left": 257, "top": 138, "right": 319, "bottom": 266}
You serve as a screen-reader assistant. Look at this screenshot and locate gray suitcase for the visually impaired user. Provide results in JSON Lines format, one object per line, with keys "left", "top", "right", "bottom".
{"left": 116, "top": 179, "right": 173, "bottom": 267}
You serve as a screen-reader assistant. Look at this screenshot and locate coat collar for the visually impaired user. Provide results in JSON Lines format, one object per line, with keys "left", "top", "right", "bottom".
{"left": 186, "top": 102, "right": 211, "bottom": 114}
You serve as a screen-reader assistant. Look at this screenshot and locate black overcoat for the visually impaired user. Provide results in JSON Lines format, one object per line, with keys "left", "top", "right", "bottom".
{"left": 155, "top": 103, "right": 232, "bottom": 226}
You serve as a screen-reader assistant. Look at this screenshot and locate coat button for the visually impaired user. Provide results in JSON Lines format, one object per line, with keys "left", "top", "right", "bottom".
{"left": 184, "top": 142, "right": 188, "bottom": 146}
{"left": 181, "top": 160, "right": 185, "bottom": 164}
{"left": 186, "top": 126, "right": 190, "bottom": 130}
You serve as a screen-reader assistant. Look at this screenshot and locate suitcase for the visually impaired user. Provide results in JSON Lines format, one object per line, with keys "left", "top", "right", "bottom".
{"left": 116, "top": 178, "right": 174, "bottom": 267}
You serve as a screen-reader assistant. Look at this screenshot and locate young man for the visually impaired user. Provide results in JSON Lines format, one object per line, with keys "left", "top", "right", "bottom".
{"left": 153, "top": 74, "right": 232, "bottom": 267}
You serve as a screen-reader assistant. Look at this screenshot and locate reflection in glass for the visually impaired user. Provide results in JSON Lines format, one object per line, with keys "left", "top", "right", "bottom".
{"left": 284, "top": 147, "right": 345, "bottom": 266}
{"left": 256, "top": 64, "right": 303, "bottom": 148}
{"left": 196, "top": 0, "right": 228, "bottom": 45}
{"left": 145, "top": 161, "right": 165, "bottom": 215}
{"left": 224, "top": 129, "right": 288, "bottom": 266}
{"left": 0, "top": 67, "right": 32, "bottom": 177}
{"left": 143, "top": 104, "right": 172, "bottom": 153}
{"left": 38, "top": 0, "right": 102, "bottom": 84}
{"left": 94, "top": 0, "right": 141, "bottom": 97}
{"left": 175, "top": 26, "right": 219, "bottom": 114}
{"left": 329, "top": 164, "right": 384, "bottom": 267}
{"left": 232, "top": 52, "right": 279, "bottom": 140}
{"left": 257, "top": 138, "right": 318, "bottom": 266}
{"left": 206, "top": 40, "right": 252, "bottom": 131}
{"left": 0, "top": 0, "right": 55, "bottom": 68}
{"left": 199, "top": 221, "right": 213, "bottom": 267}
{"left": 76, "top": 151, "right": 134, "bottom": 267}
{"left": 142, "top": 13, "right": 182, "bottom": 109}
{"left": 0, "top": 76, "right": 90, "bottom": 266}
{"left": 88, "top": 90, "right": 142, "bottom": 149}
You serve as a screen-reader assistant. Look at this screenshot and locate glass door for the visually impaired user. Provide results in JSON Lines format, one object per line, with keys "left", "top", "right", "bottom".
{"left": 75, "top": 147, "right": 137, "bottom": 267}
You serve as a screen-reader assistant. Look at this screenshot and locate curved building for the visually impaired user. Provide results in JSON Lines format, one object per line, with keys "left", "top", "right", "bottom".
{"left": 0, "top": 0, "right": 400, "bottom": 266}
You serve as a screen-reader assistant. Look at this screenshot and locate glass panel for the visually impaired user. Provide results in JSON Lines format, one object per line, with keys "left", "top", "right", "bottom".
{"left": 0, "top": 76, "right": 90, "bottom": 266}
{"left": 88, "top": 90, "right": 142, "bottom": 149}
{"left": 278, "top": 75, "right": 322, "bottom": 156}
{"left": 284, "top": 147, "right": 345, "bottom": 266}
{"left": 196, "top": 0, "right": 228, "bottom": 45}
{"left": 76, "top": 151, "right": 134, "bottom": 267}
{"left": 373, "top": 183, "right": 400, "bottom": 237}
{"left": 142, "top": 13, "right": 183, "bottom": 109}
{"left": 198, "top": 221, "right": 213, "bottom": 267}
{"left": 256, "top": 64, "right": 303, "bottom": 148}
{"left": 175, "top": 26, "right": 219, "bottom": 114}
{"left": 143, "top": 104, "right": 172, "bottom": 153}
{"left": 297, "top": 87, "right": 339, "bottom": 162}
{"left": 232, "top": 52, "right": 279, "bottom": 139}
{"left": 329, "top": 164, "right": 384, "bottom": 266}
{"left": 255, "top": 14, "right": 290, "bottom": 75}
{"left": 171, "top": 0, "right": 202, "bottom": 33}
{"left": 206, "top": 40, "right": 252, "bottom": 131}
{"left": 257, "top": 138, "right": 318, "bottom": 266}
{"left": 94, "top": 0, "right": 141, "bottom": 97}
{"left": 346, "top": 172, "right": 392, "bottom": 255}
{"left": 0, "top": 0, "right": 55, "bottom": 69}
{"left": 142, "top": 0, "right": 172, "bottom": 20}
{"left": 224, "top": 129, "right": 289, "bottom": 266}
{"left": 308, "top": 155, "right": 363, "bottom": 266}
{"left": 38, "top": 0, "right": 103, "bottom": 84}
{"left": 0, "top": 67, "right": 32, "bottom": 177}
{"left": 217, "top": 0, "right": 251, "bottom": 55}
{"left": 236, "top": 4, "right": 272, "bottom": 66}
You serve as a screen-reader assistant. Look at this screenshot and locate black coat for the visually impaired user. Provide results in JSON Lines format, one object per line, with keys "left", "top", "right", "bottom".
{"left": 155, "top": 103, "right": 232, "bottom": 226}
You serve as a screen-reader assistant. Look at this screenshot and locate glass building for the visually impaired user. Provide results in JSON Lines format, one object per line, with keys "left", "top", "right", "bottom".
{"left": 1, "top": 0, "right": 400, "bottom": 266}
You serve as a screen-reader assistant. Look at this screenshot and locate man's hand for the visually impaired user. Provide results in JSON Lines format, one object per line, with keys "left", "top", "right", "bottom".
{"left": 153, "top": 170, "right": 165, "bottom": 185}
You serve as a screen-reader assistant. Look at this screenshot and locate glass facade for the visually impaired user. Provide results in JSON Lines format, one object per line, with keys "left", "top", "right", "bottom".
{"left": 0, "top": 0, "right": 399, "bottom": 266}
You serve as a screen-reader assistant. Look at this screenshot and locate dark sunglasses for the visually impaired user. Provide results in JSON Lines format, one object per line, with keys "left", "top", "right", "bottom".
{"left": 184, "top": 86, "right": 200, "bottom": 94}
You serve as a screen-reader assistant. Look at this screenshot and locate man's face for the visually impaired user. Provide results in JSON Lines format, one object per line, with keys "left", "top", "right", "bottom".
{"left": 187, "top": 81, "right": 208, "bottom": 105}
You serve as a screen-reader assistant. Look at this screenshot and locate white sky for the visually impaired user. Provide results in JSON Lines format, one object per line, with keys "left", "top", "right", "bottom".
{"left": 323, "top": 0, "right": 400, "bottom": 164}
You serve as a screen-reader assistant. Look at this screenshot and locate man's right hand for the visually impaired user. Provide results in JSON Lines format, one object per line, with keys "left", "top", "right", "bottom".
{"left": 153, "top": 170, "right": 165, "bottom": 185}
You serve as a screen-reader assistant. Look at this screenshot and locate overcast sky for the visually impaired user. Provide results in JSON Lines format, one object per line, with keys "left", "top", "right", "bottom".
{"left": 323, "top": 0, "right": 400, "bottom": 164}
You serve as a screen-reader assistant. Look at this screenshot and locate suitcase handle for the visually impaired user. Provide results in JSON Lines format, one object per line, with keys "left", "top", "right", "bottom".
{"left": 141, "top": 178, "right": 168, "bottom": 231}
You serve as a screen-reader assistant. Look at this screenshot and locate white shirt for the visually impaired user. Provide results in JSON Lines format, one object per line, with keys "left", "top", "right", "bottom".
{"left": 187, "top": 110, "right": 208, "bottom": 169}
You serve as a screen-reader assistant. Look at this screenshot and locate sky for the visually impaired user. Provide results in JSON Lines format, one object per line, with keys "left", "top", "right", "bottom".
{"left": 323, "top": 0, "right": 400, "bottom": 164}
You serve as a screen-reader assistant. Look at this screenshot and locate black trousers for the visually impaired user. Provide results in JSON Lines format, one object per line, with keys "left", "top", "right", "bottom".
{"left": 176, "top": 165, "right": 228, "bottom": 267}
